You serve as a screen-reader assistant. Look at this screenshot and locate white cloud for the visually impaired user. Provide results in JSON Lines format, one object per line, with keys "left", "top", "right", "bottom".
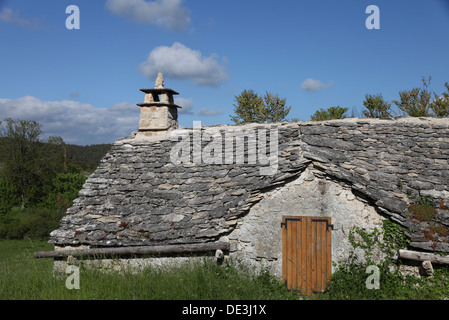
{"left": 105, "top": 0, "right": 190, "bottom": 31}
{"left": 0, "top": 7, "right": 40, "bottom": 28}
{"left": 175, "top": 97, "right": 194, "bottom": 115}
{"left": 197, "top": 108, "right": 223, "bottom": 116}
{"left": 139, "top": 42, "right": 229, "bottom": 87}
{"left": 0, "top": 96, "right": 140, "bottom": 145}
{"left": 301, "top": 78, "right": 334, "bottom": 92}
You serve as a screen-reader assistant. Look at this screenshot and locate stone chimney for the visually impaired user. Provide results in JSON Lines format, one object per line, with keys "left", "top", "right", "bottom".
{"left": 136, "top": 72, "right": 181, "bottom": 138}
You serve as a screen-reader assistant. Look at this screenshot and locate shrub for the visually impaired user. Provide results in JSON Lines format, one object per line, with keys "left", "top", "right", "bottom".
{"left": 319, "top": 220, "right": 449, "bottom": 300}
{"left": 230, "top": 90, "right": 291, "bottom": 124}
{"left": 363, "top": 93, "right": 392, "bottom": 118}
{"left": 429, "top": 82, "right": 449, "bottom": 117}
{"left": 393, "top": 76, "right": 432, "bottom": 117}
{"left": 0, "top": 207, "right": 64, "bottom": 240}
{"left": 311, "top": 106, "right": 348, "bottom": 121}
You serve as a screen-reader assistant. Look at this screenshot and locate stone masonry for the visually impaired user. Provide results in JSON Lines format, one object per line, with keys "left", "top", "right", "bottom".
{"left": 50, "top": 117, "right": 449, "bottom": 267}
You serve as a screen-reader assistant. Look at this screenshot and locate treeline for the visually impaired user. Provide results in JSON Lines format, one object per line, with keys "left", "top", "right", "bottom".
{"left": 230, "top": 76, "right": 449, "bottom": 123}
{"left": 0, "top": 118, "right": 111, "bottom": 240}
{"left": 310, "top": 77, "right": 449, "bottom": 121}
{"left": 65, "top": 143, "right": 113, "bottom": 173}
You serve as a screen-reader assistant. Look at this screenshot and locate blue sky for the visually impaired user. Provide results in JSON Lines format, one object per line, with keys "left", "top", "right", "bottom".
{"left": 1, "top": 0, "right": 449, "bottom": 145}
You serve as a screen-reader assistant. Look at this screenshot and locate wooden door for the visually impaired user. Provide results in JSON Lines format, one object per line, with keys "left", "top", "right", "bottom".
{"left": 282, "top": 216, "right": 332, "bottom": 295}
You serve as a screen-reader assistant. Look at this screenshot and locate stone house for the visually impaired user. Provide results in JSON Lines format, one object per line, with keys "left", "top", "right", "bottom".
{"left": 38, "top": 74, "right": 449, "bottom": 294}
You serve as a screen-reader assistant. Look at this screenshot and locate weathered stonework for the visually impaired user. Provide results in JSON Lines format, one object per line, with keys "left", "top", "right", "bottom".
{"left": 136, "top": 73, "right": 181, "bottom": 137}
{"left": 49, "top": 117, "right": 449, "bottom": 274}
{"left": 226, "top": 165, "right": 385, "bottom": 277}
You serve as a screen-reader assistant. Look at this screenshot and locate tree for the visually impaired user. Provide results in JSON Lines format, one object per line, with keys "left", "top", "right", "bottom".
{"left": 311, "top": 106, "right": 348, "bottom": 121}
{"left": 393, "top": 76, "right": 432, "bottom": 117}
{"left": 230, "top": 90, "right": 263, "bottom": 124}
{"left": 230, "top": 90, "right": 291, "bottom": 124}
{"left": 429, "top": 82, "right": 449, "bottom": 117}
{"left": 363, "top": 94, "right": 392, "bottom": 118}
{"left": 0, "top": 177, "right": 20, "bottom": 215}
{"left": 42, "top": 172, "right": 87, "bottom": 212}
{"left": 0, "top": 118, "right": 65, "bottom": 208}
{"left": 262, "top": 92, "right": 292, "bottom": 123}
{"left": 0, "top": 118, "right": 43, "bottom": 208}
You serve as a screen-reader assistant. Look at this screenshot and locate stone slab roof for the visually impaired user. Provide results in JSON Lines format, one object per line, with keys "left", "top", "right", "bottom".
{"left": 50, "top": 117, "right": 449, "bottom": 252}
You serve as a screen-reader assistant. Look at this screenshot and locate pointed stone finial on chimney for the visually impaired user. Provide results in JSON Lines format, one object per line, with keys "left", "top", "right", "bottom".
{"left": 155, "top": 72, "right": 165, "bottom": 89}
{"left": 136, "top": 73, "right": 182, "bottom": 139}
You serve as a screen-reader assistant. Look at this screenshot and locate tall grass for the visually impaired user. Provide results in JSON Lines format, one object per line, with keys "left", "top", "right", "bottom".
{"left": 0, "top": 239, "right": 297, "bottom": 300}
{"left": 2, "top": 239, "right": 448, "bottom": 300}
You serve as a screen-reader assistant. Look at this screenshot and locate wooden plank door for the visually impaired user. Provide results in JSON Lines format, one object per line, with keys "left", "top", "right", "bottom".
{"left": 282, "top": 216, "right": 332, "bottom": 295}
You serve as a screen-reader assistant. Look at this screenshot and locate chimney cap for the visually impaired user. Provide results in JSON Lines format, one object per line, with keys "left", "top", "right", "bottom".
{"left": 155, "top": 72, "right": 165, "bottom": 89}
{"left": 139, "top": 88, "right": 179, "bottom": 95}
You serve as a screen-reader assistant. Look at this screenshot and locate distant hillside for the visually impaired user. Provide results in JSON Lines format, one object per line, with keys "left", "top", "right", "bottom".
{"left": 0, "top": 137, "right": 111, "bottom": 173}
{"left": 65, "top": 144, "right": 112, "bottom": 172}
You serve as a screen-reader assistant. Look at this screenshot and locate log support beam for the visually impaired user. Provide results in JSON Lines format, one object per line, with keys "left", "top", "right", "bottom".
{"left": 34, "top": 242, "right": 230, "bottom": 259}
{"left": 399, "top": 249, "right": 449, "bottom": 265}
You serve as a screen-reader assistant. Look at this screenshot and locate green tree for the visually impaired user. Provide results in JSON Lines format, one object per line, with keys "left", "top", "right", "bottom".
{"left": 0, "top": 118, "right": 66, "bottom": 208}
{"left": 262, "top": 92, "right": 292, "bottom": 123}
{"left": 230, "top": 90, "right": 291, "bottom": 124}
{"left": 42, "top": 172, "right": 87, "bottom": 212}
{"left": 0, "top": 177, "right": 20, "bottom": 215}
{"left": 363, "top": 93, "right": 392, "bottom": 118}
{"left": 429, "top": 82, "right": 449, "bottom": 117}
{"left": 311, "top": 106, "right": 348, "bottom": 121}
{"left": 393, "top": 76, "right": 432, "bottom": 117}
{"left": 0, "top": 118, "right": 43, "bottom": 208}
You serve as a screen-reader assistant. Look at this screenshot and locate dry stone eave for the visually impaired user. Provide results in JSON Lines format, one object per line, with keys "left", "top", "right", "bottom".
{"left": 137, "top": 102, "right": 182, "bottom": 109}
{"left": 139, "top": 88, "right": 179, "bottom": 95}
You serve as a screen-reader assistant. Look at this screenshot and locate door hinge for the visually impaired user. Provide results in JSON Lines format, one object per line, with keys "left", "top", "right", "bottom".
{"left": 281, "top": 217, "right": 302, "bottom": 229}
{"left": 311, "top": 218, "right": 334, "bottom": 231}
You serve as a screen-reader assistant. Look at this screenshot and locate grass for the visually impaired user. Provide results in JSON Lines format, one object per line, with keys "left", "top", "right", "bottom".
{"left": 315, "top": 263, "right": 449, "bottom": 300}
{"left": 2, "top": 239, "right": 448, "bottom": 300}
{"left": 0, "top": 239, "right": 298, "bottom": 300}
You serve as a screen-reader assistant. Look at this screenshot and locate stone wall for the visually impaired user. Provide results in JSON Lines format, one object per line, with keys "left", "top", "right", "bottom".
{"left": 226, "top": 165, "right": 386, "bottom": 277}
{"left": 50, "top": 117, "right": 449, "bottom": 269}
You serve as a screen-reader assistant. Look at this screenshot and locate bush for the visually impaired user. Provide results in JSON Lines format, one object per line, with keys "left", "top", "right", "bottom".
{"left": 318, "top": 220, "right": 449, "bottom": 300}
{"left": 0, "top": 207, "right": 64, "bottom": 240}
{"left": 393, "top": 77, "right": 432, "bottom": 117}
{"left": 230, "top": 90, "right": 291, "bottom": 124}
{"left": 363, "top": 93, "right": 392, "bottom": 118}
{"left": 429, "top": 82, "right": 449, "bottom": 117}
{"left": 311, "top": 106, "right": 348, "bottom": 121}
{"left": 393, "top": 76, "right": 449, "bottom": 118}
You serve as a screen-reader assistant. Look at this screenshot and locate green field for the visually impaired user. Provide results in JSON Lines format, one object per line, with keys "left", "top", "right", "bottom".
{"left": 0, "top": 239, "right": 298, "bottom": 300}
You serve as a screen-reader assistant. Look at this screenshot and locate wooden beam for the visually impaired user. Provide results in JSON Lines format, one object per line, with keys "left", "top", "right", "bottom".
{"left": 34, "top": 242, "right": 230, "bottom": 259}
{"left": 399, "top": 249, "right": 449, "bottom": 265}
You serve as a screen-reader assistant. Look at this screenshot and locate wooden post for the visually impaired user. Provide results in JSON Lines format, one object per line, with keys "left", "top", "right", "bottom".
{"left": 34, "top": 242, "right": 230, "bottom": 259}
{"left": 399, "top": 249, "right": 449, "bottom": 265}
